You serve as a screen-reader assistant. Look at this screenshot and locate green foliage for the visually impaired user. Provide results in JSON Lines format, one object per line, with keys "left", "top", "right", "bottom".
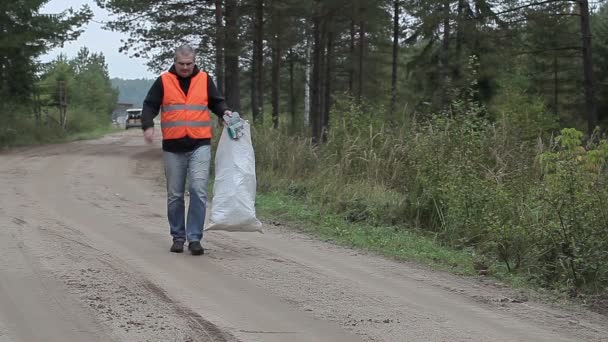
{"left": 0, "top": 1, "right": 102, "bottom": 147}
{"left": 593, "top": 5, "right": 608, "bottom": 124}
{"left": 1, "top": 48, "right": 117, "bottom": 147}
{"left": 37, "top": 49, "right": 118, "bottom": 132}
{"left": 95, "top": 0, "right": 218, "bottom": 72}
{"left": 96, "top": 0, "right": 605, "bottom": 134}
{"left": 0, "top": 102, "right": 24, "bottom": 146}
{"left": 519, "top": 3, "right": 583, "bottom": 128}
{"left": 534, "top": 129, "right": 608, "bottom": 291}
{"left": 254, "top": 96, "right": 608, "bottom": 296}
{"left": 256, "top": 192, "right": 476, "bottom": 275}
{"left": 0, "top": 0, "right": 91, "bottom": 100}
{"left": 489, "top": 69, "right": 559, "bottom": 140}
{"left": 69, "top": 48, "right": 118, "bottom": 117}
{"left": 39, "top": 55, "right": 73, "bottom": 106}
{"left": 250, "top": 125, "right": 318, "bottom": 193}
{"left": 403, "top": 0, "right": 503, "bottom": 112}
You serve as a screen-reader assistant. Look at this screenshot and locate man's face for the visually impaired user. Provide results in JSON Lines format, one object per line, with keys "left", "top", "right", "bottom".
{"left": 174, "top": 53, "right": 195, "bottom": 78}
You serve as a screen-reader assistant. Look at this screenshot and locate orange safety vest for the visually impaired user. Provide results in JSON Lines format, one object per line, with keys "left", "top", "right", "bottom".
{"left": 160, "top": 71, "right": 212, "bottom": 140}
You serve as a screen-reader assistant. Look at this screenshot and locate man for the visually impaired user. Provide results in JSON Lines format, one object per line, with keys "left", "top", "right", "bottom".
{"left": 141, "top": 44, "right": 232, "bottom": 255}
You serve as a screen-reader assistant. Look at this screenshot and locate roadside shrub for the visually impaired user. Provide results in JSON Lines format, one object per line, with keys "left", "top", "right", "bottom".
{"left": 533, "top": 129, "right": 608, "bottom": 291}
{"left": 253, "top": 98, "right": 608, "bottom": 295}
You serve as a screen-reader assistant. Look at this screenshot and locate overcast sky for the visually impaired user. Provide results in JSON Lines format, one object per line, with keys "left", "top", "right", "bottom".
{"left": 40, "top": 0, "right": 156, "bottom": 79}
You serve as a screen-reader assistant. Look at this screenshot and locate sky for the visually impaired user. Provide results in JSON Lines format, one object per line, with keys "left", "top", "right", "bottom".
{"left": 40, "top": 0, "right": 156, "bottom": 79}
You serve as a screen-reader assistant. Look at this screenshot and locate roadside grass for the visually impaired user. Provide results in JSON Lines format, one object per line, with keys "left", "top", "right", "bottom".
{"left": 257, "top": 190, "right": 555, "bottom": 303}
{"left": 256, "top": 191, "right": 478, "bottom": 276}
{"left": 2, "top": 124, "right": 121, "bottom": 149}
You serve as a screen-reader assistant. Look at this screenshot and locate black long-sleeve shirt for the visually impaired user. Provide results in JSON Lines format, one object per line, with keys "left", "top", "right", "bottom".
{"left": 141, "top": 65, "right": 229, "bottom": 153}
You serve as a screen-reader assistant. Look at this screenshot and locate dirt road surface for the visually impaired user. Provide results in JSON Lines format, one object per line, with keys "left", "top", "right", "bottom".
{"left": 1, "top": 130, "right": 607, "bottom": 342}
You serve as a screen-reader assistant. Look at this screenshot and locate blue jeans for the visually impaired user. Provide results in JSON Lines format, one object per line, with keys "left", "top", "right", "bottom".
{"left": 163, "top": 145, "right": 211, "bottom": 243}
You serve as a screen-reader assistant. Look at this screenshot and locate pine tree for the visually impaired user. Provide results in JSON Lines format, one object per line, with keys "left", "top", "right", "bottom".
{"left": 0, "top": 0, "right": 91, "bottom": 102}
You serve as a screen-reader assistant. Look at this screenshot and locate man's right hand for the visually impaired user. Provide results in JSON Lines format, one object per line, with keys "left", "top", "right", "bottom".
{"left": 222, "top": 110, "right": 233, "bottom": 126}
{"left": 143, "top": 127, "right": 155, "bottom": 144}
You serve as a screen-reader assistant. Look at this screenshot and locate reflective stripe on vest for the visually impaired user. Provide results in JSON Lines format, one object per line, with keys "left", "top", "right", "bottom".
{"left": 161, "top": 104, "right": 209, "bottom": 112}
{"left": 160, "top": 121, "right": 212, "bottom": 128}
{"left": 160, "top": 71, "right": 211, "bottom": 140}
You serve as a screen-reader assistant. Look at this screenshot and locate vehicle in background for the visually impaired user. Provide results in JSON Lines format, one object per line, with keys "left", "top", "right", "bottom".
{"left": 125, "top": 108, "right": 143, "bottom": 129}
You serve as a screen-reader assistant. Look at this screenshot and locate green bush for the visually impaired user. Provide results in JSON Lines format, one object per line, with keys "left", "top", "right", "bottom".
{"left": 67, "top": 106, "right": 108, "bottom": 133}
{"left": 253, "top": 97, "right": 608, "bottom": 295}
{"left": 533, "top": 129, "right": 608, "bottom": 291}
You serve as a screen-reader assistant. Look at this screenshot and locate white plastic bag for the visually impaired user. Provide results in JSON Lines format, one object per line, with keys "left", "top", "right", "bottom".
{"left": 205, "top": 121, "right": 263, "bottom": 233}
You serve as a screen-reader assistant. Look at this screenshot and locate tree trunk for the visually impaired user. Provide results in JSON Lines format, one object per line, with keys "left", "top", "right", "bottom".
{"left": 0, "top": 20, "right": 6, "bottom": 99}
{"left": 390, "top": 0, "right": 400, "bottom": 117}
{"left": 578, "top": 0, "right": 598, "bottom": 134}
{"left": 271, "top": 36, "right": 281, "bottom": 129}
{"left": 59, "top": 80, "right": 68, "bottom": 130}
{"left": 224, "top": 0, "right": 241, "bottom": 112}
{"left": 214, "top": 0, "right": 225, "bottom": 95}
{"left": 250, "top": 64, "right": 257, "bottom": 123}
{"left": 456, "top": 0, "right": 464, "bottom": 52}
{"left": 270, "top": 0, "right": 282, "bottom": 129}
{"left": 554, "top": 55, "right": 559, "bottom": 118}
{"left": 0, "top": 57, "right": 5, "bottom": 99}
{"left": 319, "top": 22, "right": 326, "bottom": 131}
{"left": 311, "top": 0, "right": 323, "bottom": 143}
{"left": 304, "top": 31, "right": 311, "bottom": 128}
{"left": 251, "top": 0, "right": 264, "bottom": 123}
{"left": 455, "top": 0, "right": 465, "bottom": 80}
{"left": 349, "top": 18, "right": 356, "bottom": 95}
{"left": 323, "top": 27, "right": 333, "bottom": 141}
{"left": 440, "top": 0, "right": 451, "bottom": 106}
{"left": 289, "top": 48, "right": 296, "bottom": 132}
{"left": 357, "top": 9, "right": 366, "bottom": 103}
